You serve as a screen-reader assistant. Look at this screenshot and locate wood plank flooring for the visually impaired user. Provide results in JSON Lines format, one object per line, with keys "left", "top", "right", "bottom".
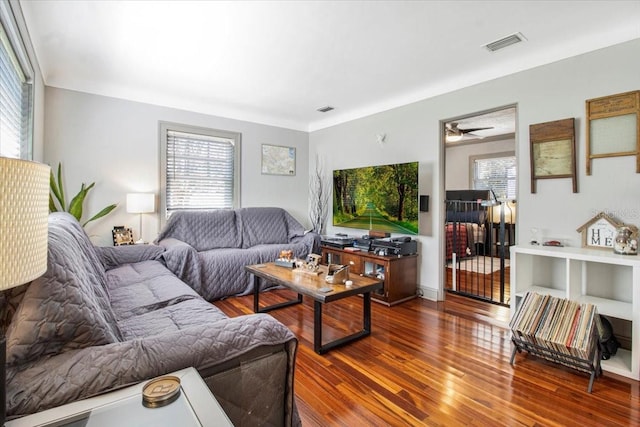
{"left": 214, "top": 290, "right": 640, "bottom": 426}
{"left": 445, "top": 265, "right": 511, "bottom": 306}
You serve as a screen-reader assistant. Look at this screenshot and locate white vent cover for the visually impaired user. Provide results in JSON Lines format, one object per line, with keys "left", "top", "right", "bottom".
{"left": 483, "top": 32, "right": 527, "bottom": 52}
{"left": 317, "top": 106, "right": 334, "bottom": 113}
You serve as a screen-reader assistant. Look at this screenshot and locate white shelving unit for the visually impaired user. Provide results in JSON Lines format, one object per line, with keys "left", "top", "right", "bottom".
{"left": 510, "top": 244, "right": 640, "bottom": 380}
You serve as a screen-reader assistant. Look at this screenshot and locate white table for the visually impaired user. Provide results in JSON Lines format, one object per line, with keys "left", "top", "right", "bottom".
{"left": 7, "top": 367, "right": 233, "bottom": 427}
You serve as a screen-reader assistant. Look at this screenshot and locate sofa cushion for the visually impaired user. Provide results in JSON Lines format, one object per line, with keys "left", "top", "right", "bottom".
{"left": 105, "top": 260, "right": 201, "bottom": 319}
{"left": 6, "top": 213, "right": 121, "bottom": 366}
{"left": 155, "top": 210, "right": 242, "bottom": 251}
{"left": 238, "top": 207, "right": 289, "bottom": 248}
{"left": 117, "top": 298, "right": 228, "bottom": 340}
{"left": 192, "top": 247, "right": 262, "bottom": 301}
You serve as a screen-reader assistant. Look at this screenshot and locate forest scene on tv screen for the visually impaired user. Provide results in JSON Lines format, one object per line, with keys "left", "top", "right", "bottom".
{"left": 333, "top": 161, "right": 418, "bottom": 235}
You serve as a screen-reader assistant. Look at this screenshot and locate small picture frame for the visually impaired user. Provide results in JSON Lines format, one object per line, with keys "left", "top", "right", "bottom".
{"left": 261, "top": 144, "right": 296, "bottom": 176}
{"left": 529, "top": 118, "right": 577, "bottom": 193}
{"left": 112, "top": 226, "right": 134, "bottom": 246}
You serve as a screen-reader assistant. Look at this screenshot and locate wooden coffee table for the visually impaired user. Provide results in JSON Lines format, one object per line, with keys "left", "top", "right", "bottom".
{"left": 245, "top": 262, "right": 383, "bottom": 354}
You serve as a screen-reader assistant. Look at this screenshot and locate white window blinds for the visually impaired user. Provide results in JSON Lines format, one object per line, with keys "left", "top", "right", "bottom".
{"left": 0, "top": 16, "right": 32, "bottom": 159}
{"left": 473, "top": 155, "right": 517, "bottom": 199}
{"left": 165, "top": 129, "right": 237, "bottom": 214}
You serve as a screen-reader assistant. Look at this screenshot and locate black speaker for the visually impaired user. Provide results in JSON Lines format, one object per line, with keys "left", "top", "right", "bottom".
{"left": 419, "top": 195, "right": 429, "bottom": 212}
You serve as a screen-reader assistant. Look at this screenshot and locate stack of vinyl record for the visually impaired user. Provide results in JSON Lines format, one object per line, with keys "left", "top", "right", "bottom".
{"left": 510, "top": 292, "right": 600, "bottom": 360}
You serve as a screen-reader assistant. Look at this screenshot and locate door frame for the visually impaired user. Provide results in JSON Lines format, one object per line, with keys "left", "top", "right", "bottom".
{"left": 439, "top": 104, "right": 519, "bottom": 303}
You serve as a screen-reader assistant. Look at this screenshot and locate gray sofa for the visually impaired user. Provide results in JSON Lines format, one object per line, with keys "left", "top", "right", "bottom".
{"left": 3, "top": 213, "right": 299, "bottom": 426}
{"left": 156, "top": 207, "right": 320, "bottom": 301}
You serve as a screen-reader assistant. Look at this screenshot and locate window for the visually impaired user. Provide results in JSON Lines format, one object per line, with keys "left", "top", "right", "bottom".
{"left": 471, "top": 152, "right": 516, "bottom": 199}
{"left": 160, "top": 122, "right": 241, "bottom": 220}
{"left": 0, "top": 2, "right": 34, "bottom": 159}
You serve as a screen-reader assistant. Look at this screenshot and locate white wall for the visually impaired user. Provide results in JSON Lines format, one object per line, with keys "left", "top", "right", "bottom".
{"left": 44, "top": 87, "right": 310, "bottom": 246}
{"left": 445, "top": 137, "right": 515, "bottom": 191}
{"left": 310, "top": 38, "right": 640, "bottom": 301}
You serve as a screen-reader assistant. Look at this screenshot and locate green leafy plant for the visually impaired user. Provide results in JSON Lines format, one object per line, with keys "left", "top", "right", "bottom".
{"left": 49, "top": 163, "right": 117, "bottom": 227}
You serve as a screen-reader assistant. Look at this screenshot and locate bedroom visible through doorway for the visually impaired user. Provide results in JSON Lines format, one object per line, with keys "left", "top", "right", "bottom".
{"left": 442, "top": 106, "right": 517, "bottom": 312}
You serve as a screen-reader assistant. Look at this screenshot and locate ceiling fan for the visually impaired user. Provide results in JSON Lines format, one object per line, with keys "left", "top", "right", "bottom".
{"left": 445, "top": 122, "right": 494, "bottom": 142}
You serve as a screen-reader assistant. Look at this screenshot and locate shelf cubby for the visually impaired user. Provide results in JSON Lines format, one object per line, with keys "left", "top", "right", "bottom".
{"left": 510, "top": 244, "right": 640, "bottom": 381}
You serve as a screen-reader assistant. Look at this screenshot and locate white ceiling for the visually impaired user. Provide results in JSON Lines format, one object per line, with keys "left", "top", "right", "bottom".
{"left": 20, "top": 1, "right": 640, "bottom": 132}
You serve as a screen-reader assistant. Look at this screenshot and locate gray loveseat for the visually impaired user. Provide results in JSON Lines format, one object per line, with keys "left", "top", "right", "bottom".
{"left": 156, "top": 207, "right": 320, "bottom": 301}
{"left": 4, "top": 212, "right": 299, "bottom": 426}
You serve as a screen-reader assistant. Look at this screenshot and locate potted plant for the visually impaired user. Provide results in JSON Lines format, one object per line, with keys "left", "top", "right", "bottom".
{"left": 49, "top": 163, "right": 117, "bottom": 226}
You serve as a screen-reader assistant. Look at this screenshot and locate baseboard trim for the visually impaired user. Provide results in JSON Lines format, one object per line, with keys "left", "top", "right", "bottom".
{"left": 418, "top": 286, "right": 439, "bottom": 302}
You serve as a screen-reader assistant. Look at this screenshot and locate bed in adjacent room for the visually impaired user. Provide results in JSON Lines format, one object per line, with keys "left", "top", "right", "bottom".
{"left": 445, "top": 210, "right": 486, "bottom": 260}
{"left": 444, "top": 190, "right": 510, "bottom": 305}
{"left": 445, "top": 190, "right": 490, "bottom": 261}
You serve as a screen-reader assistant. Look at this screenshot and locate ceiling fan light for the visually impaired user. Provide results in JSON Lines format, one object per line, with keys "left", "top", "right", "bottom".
{"left": 447, "top": 134, "right": 464, "bottom": 143}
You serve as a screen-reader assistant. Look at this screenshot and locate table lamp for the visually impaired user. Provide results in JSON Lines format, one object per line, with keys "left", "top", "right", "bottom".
{"left": 0, "top": 157, "right": 50, "bottom": 425}
{"left": 126, "top": 193, "right": 155, "bottom": 244}
{"left": 480, "top": 189, "right": 499, "bottom": 207}
{"left": 490, "top": 200, "right": 516, "bottom": 224}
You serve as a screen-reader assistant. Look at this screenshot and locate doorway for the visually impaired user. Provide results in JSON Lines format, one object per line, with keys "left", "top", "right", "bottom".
{"left": 442, "top": 106, "right": 517, "bottom": 316}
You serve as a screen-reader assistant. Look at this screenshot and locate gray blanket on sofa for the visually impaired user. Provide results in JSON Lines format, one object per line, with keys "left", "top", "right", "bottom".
{"left": 156, "top": 208, "right": 320, "bottom": 301}
{"left": 4, "top": 213, "right": 298, "bottom": 422}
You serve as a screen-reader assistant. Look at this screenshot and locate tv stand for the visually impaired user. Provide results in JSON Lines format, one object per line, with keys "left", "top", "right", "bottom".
{"left": 320, "top": 245, "right": 418, "bottom": 306}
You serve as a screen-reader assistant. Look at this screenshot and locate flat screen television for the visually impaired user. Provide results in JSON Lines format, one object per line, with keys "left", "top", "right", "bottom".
{"left": 332, "top": 161, "right": 418, "bottom": 235}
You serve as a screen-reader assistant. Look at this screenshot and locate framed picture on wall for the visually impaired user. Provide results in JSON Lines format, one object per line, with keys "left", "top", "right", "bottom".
{"left": 529, "top": 118, "right": 577, "bottom": 193}
{"left": 261, "top": 144, "right": 296, "bottom": 176}
{"left": 586, "top": 90, "right": 640, "bottom": 175}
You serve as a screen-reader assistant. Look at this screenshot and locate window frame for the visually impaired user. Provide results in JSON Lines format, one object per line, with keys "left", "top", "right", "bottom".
{"left": 159, "top": 121, "right": 241, "bottom": 225}
{"left": 0, "top": 0, "right": 34, "bottom": 159}
{"left": 469, "top": 151, "right": 516, "bottom": 200}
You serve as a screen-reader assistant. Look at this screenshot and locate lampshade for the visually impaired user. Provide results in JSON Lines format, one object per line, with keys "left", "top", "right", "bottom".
{"left": 126, "top": 193, "right": 155, "bottom": 214}
{"left": 0, "top": 158, "right": 50, "bottom": 290}
{"left": 491, "top": 200, "right": 517, "bottom": 224}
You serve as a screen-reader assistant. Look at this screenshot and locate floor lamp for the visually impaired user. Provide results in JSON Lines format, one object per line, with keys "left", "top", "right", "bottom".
{"left": 0, "top": 158, "right": 50, "bottom": 425}
{"left": 126, "top": 193, "right": 155, "bottom": 244}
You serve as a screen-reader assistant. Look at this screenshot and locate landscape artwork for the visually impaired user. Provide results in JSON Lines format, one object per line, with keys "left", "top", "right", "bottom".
{"left": 333, "top": 161, "right": 419, "bottom": 235}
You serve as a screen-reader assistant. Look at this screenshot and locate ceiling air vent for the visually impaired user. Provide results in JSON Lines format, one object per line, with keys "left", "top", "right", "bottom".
{"left": 483, "top": 32, "right": 527, "bottom": 52}
{"left": 317, "top": 106, "right": 334, "bottom": 113}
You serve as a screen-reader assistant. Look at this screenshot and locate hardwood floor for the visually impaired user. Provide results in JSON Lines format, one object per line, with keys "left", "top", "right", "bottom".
{"left": 214, "top": 290, "right": 640, "bottom": 426}
{"left": 445, "top": 264, "right": 511, "bottom": 306}
{"left": 443, "top": 291, "right": 511, "bottom": 328}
